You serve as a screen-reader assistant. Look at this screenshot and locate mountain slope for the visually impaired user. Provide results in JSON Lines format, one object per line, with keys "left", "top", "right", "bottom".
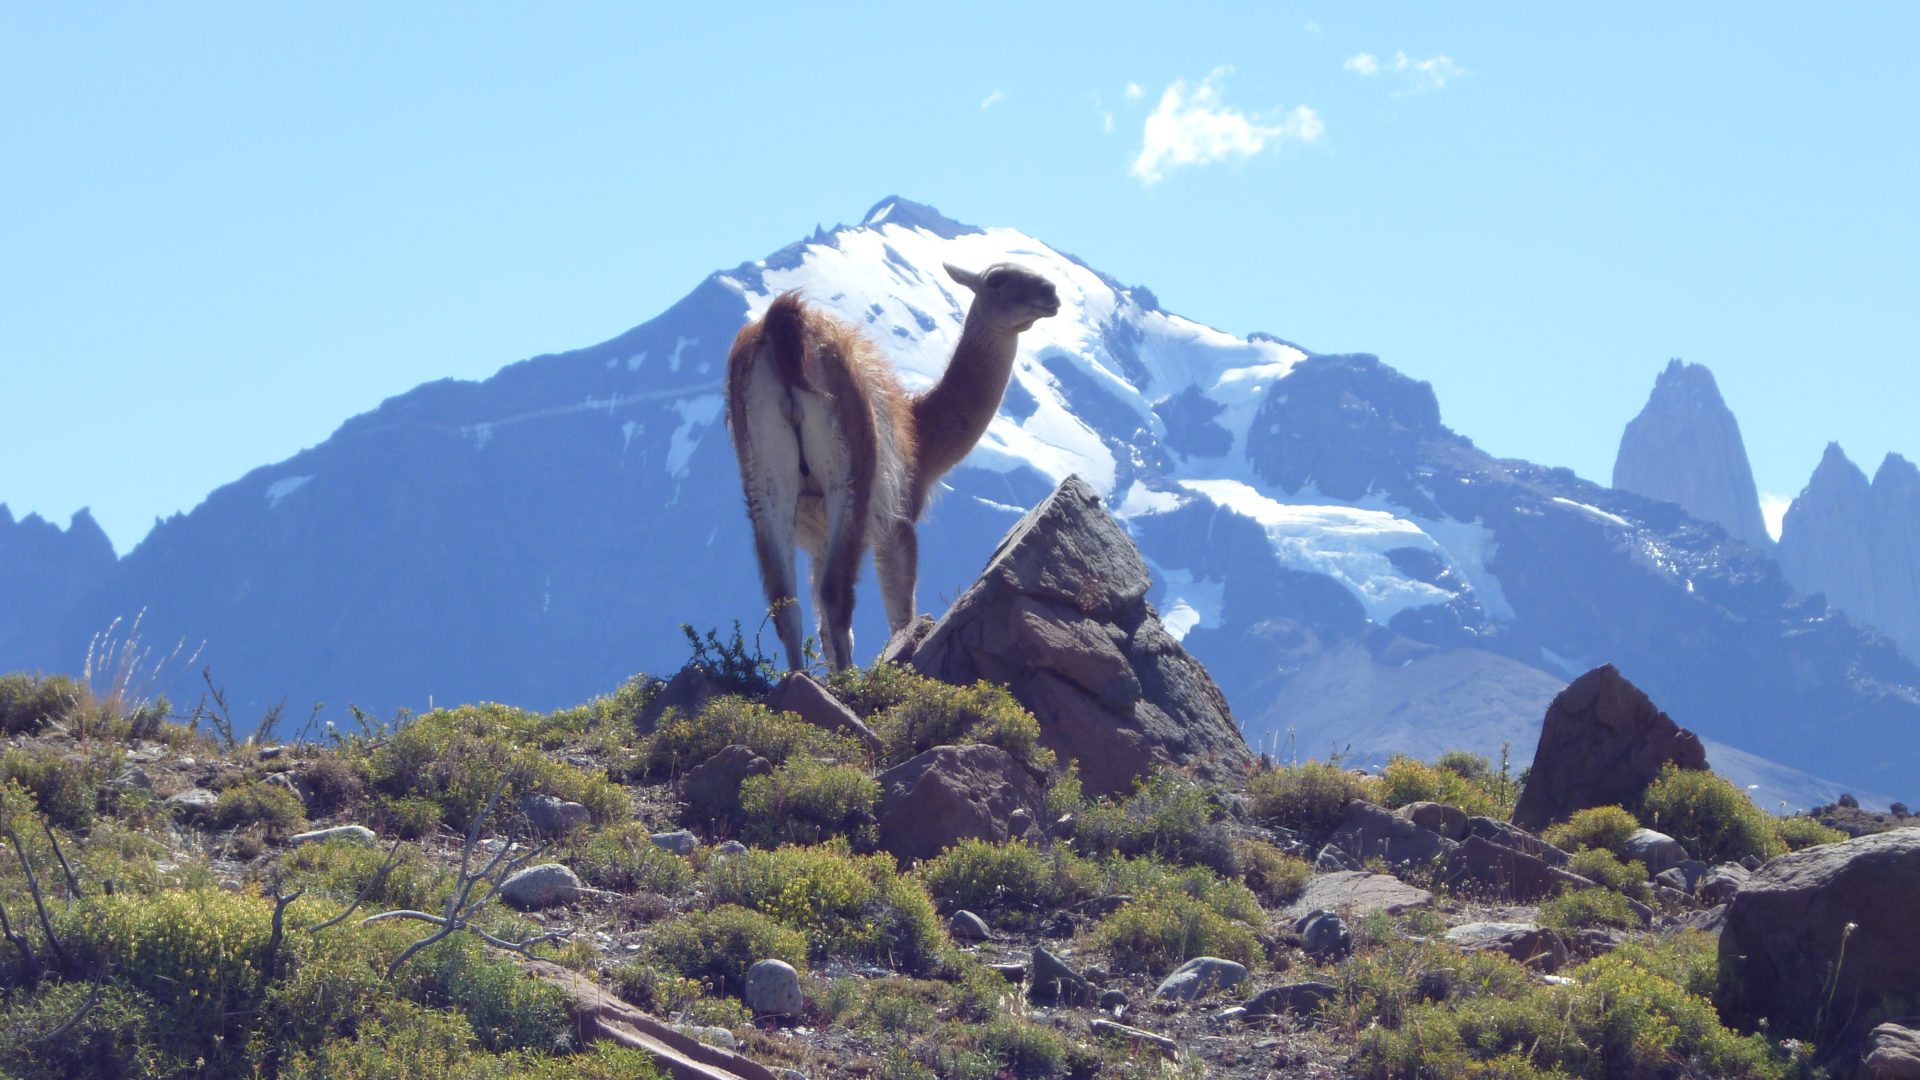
{"left": 4, "top": 198, "right": 1913, "bottom": 804}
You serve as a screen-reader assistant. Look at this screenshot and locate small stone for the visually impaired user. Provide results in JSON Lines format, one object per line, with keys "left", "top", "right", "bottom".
{"left": 164, "top": 787, "right": 218, "bottom": 816}
{"left": 1153, "top": 956, "right": 1250, "bottom": 1001}
{"left": 256, "top": 745, "right": 285, "bottom": 760}
{"left": 1398, "top": 800, "right": 1469, "bottom": 841}
{"left": 745, "top": 959, "right": 804, "bottom": 1015}
{"left": 1739, "top": 854, "right": 1763, "bottom": 871}
{"left": 949, "top": 910, "right": 993, "bottom": 941}
{"left": 1863, "top": 1021, "right": 1920, "bottom": 1079}
{"left": 1314, "top": 844, "right": 1360, "bottom": 872}
{"left": 522, "top": 794, "right": 591, "bottom": 837}
{"left": 672, "top": 1024, "right": 738, "bottom": 1050}
{"left": 1215, "top": 1006, "right": 1248, "bottom": 1022}
{"left": 498, "top": 863, "right": 584, "bottom": 910}
{"left": 1698, "top": 863, "right": 1751, "bottom": 905}
{"left": 650, "top": 829, "right": 699, "bottom": 856}
{"left": 1090, "top": 1019, "right": 1179, "bottom": 1059}
{"left": 1623, "top": 828, "right": 1689, "bottom": 874}
{"left": 1293, "top": 910, "right": 1352, "bottom": 961}
{"left": 1029, "top": 947, "right": 1095, "bottom": 1006}
{"left": 288, "top": 825, "right": 378, "bottom": 846}
{"left": 989, "top": 962, "right": 1028, "bottom": 983}
{"left": 1244, "top": 981, "right": 1338, "bottom": 1017}
{"left": 713, "top": 839, "right": 749, "bottom": 858}
{"left": 1098, "top": 989, "right": 1128, "bottom": 1013}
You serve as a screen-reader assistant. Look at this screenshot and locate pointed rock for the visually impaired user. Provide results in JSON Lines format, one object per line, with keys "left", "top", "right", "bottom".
{"left": 1779, "top": 444, "right": 1920, "bottom": 661}
{"left": 1512, "top": 664, "right": 1708, "bottom": 831}
{"left": 1613, "top": 359, "right": 1771, "bottom": 550}
{"left": 911, "top": 475, "right": 1253, "bottom": 796}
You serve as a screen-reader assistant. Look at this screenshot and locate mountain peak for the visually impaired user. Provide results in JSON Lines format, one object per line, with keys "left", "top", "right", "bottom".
{"left": 1613, "top": 360, "right": 1770, "bottom": 549}
{"left": 1808, "top": 442, "right": 1870, "bottom": 493}
{"left": 1874, "top": 452, "right": 1919, "bottom": 491}
{"left": 858, "top": 197, "right": 980, "bottom": 240}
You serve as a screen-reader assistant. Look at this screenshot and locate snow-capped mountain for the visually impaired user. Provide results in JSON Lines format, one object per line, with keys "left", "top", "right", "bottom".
{"left": 4, "top": 198, "right": 1912, "bottom": 808}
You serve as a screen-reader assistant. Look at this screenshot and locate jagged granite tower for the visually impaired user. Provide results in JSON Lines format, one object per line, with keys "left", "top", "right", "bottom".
{"left": 1613, "top": 359, "right": 1771, "bottom": 551}
{"left": 1778, "top": 444, "right": 1920, "bottom": 662}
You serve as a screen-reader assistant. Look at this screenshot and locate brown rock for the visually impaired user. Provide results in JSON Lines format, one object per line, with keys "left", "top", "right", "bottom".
{"left": 636, "top": 666, "right": 724, "bottom": 735}
{"left": 764, "top": 672, "right": 882, "bottom": 755}
{"left": 1398, "top": 801, "right": 1469, "bottom": 841}
{"left": 1865, "top": 1021, "right": 1920, "bottom": 1080}
{"left": 1512, "top": 664, "right": 1709, "bottom": 831}
{"left": 1444, "top": 923, "right": 1571, "bottom": 973}
{"left": 679, "top": 745, "right": 772, "bottom": 825}
{"left": 1717, "top": 830, "right": 1920, "bottom": 1045}
{"left": 1325, "top": 800, "right": 1457, "bottom": 868}
{"left": 874, "top": 744, "right": 1046, "bottom": 863}
{"left": 1438, "top": 835, "right": 1595, "bottom": 902}
{"left": 911, "top": 476, "right": 1254, "bottom": 796}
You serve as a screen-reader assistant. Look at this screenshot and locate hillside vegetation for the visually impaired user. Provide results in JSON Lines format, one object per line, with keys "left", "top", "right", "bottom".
{"left": 0, "top": 648, "right": 1877, "bottom": 1079}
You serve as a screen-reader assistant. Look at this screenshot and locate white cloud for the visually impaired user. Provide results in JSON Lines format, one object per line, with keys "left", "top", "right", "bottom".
{"left": 1130, "top": 67, "right": 1323, "bottom": 186}
{"left": 1124, "top": 81, "right": 1144, "bottom": 102}
{"left": 1103, "top": 112, "right": 1115, "bottom": 134}
{"left": 980, "top": 89, "right": 1006, "bottom": 110}
{"left": 1761, "top": 493, "right": 1793, "bottom": 541}
{"left": 1344, "top": 50, "right": 1464, "bottom": 93}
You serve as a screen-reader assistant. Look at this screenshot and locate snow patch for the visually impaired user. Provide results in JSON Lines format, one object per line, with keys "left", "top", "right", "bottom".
{"left": 627, "top": 351, "right": 648, "bottom": 372}
{"left": 463, "top": 422, "right": 494, "bottom": 450}
{"left": 668, "top": 337, "right": 698, "bottom": 373}
{"left": 265, "top": 475, "right": 314, "bottom": 509}
{"left": 1552, "top": 497, "right": 1632, "bottom": 529}
{"left": 666, "top": 395, "right": 724, "bottom": 477}
{"left": 621, "top": 420, "right": 642, "bottom": 454}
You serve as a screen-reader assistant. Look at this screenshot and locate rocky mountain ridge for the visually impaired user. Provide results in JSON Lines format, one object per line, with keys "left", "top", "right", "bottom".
{"left": 1777, "top": 443, "right": 1920, "bottom": 664}
{"left": 2, "top": 197, "right": 1914, "bottom": 806}
{"left": 1612, "top": 358, "right": 1772, "bottom": 552}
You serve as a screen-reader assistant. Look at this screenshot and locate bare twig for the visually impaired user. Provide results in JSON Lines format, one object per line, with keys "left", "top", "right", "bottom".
{"left": 262, "top": 878, "right": 304, "bottom": 983}
{"left": 311, "top": 838, "right": 406, "bottom": 933}
{"left": 40, "top": 820, "right": 82, "bottom": 899}
{"left": 0, "top": 897, "right": 43, "bottom": 988}
{"left": 363, "top": 772, "right": 565, "bottom": 978}
{"left": 32, "top": 984, "right": 103, "bottom": 1043}
{"left": 4, "top": 826, "right": 69, "bottom": 971}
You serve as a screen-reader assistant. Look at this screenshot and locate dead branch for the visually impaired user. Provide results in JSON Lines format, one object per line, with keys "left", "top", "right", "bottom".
{"left": 0, "top": 897, "right": 42, "bottom": 988}
{"left": 4, "top": 825, "right": 69, "bottom": 971}
{"left": 41, "top": 820, "right": 82, "bottom": 899}
{"left": 310, "top": 838, "right": 406, "bottom": 932}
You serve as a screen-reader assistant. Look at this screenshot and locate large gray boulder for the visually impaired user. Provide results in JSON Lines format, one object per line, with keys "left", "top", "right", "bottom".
{"left": 911, "top": 476, "right": 1253, "bottom": 797}
{"left": 1285, "top": 871, "right": 1432, "bottom": 920}
{"left": 1512, "top": 664, "right": 1709, "bottom": 831}
{"left": 1717, "top": 830, "right": 1920, "bottom": 1046}
{"left": 1324, "top": 800, "right": 1457, "bottom": 868}
{"left": 874, "top": 744, "right": 1046, "bottom": 863}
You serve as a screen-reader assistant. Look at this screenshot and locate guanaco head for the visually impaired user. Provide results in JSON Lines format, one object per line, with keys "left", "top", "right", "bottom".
{"left": 943, "top": 262, "right": 1061, "bottom": 332}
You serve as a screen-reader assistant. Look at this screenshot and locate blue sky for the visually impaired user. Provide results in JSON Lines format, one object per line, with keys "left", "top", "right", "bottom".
{"left": 4, "top": 4, "right": 1915, "bottom": 553}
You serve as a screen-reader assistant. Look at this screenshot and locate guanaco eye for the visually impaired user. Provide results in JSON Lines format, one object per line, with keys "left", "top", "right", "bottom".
{"left": 984, "top": 269, "right": 1008, "bottom": 289}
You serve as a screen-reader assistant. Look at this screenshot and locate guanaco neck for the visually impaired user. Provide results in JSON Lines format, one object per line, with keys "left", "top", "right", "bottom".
{"left": 908, "top": 306, "right": 1021, "bottom": 509}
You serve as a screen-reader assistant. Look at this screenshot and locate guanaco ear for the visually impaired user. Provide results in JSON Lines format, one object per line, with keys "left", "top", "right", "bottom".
{"left": 944, "top": 263, "right": 984, "bottom": 292}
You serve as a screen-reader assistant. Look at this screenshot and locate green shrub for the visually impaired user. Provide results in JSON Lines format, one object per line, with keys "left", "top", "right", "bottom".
{"left": 404, "top": 933, "right": 572, "bottom": 1053}
{"left": 212, "top": 779, "right": 309, "bottom": 834}
{"left": 55, "top": 887, "right": 275, "bottom": 1072}
{"left": 704, "top": 842, "right": 948, "bottom": 973}
{"left": 833, "top": 666, "right": 1052, "bottom": 770}
{"left": 1074, "top": 772, "right": 1238, "bottom": 876}
{"left": 1234, "top": 837, "right": 1313, "bottom": 906}
{"left": 1638, "top": 764, "right": 1785, "bottom": 865}
{"left": 1352, "top": 931, "right": 1790, "bottom": 1079}
{"left": 647, "top": 904, "right": 809, "bottom": 996}
{"left": 1330, "top": 937, "right": 1537, "bottom": 1031}
{"left": 567, "top": 823, "right": 697, "bottom": 896}
{"left": 1089, "top": 889, "right": 1261, "bottom": 976}
{"left": 1248, "top": 759, "right": 1377, "bottom": 834}
{"left": 588, "top": 672, "right": 663, "bottom": 732}
{"left": 376, "top": 795, "right": 443, "bottom": 839}
{"left": 1772, "top": 814, "right": 1847, "bottom": 852}
{"left": 1377, "top": 754, "right": 1505, "bottom": 819}
{"left": 0, "top": 982, "right": 160, "bottom": 1080}
{"left": 1565, "top": 847, "right": 1652, "bottom": 902}
{"left": 1543, "top": 804, "right": 1642, "bottom": 856}
{"left": 916, "top": 839, "right": 1099, "bottom": 919}
{"left": 296, "top": 753, "right": 370, "bottom": 815}
{"left": 1538, "top": 888, "right": 1645, "bottom": 934}
{"left": 0, "top": 746, "right": 118, "bottom": 829}
{"left": 739, "top": 756, "right": 880, "bottom": 847}
{"left": 279, "top": 998, "right": 484, "bottom": 1080}
{"left": 0, "top": 673, "right": 83, "bottom": 736}
{"left": 1098, "top": 855, "right": 1263, "bottom": 925}
{"left": 280, "top": 837, "right": 451, "bottom": 912}
{"left": 640, "top": 696, "right": 865, "bottom": 775}
{"left": 365, "top": 704, "right": 627, "bottom": 832}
